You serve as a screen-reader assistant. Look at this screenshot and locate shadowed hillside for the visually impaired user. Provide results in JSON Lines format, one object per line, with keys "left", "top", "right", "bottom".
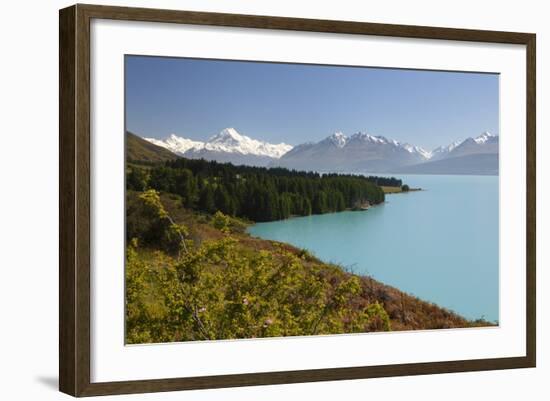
{"left": 126, "top": 131, "right": 179, "bottom": 163}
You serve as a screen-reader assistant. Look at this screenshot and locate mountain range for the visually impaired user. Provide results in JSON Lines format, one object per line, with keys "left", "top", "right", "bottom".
{"left": 392, "top": 132, "right": 498, "bottom": 175}
{"left": 142, "top": 128, "right": 499, "bottom": 175}
{"left": 145, "top": 128, "right": 292, "bottom": 167}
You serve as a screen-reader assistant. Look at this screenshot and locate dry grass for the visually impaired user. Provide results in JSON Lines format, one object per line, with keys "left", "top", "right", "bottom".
{"left": 381, "top": 186, "right": 402, "bottom": 194}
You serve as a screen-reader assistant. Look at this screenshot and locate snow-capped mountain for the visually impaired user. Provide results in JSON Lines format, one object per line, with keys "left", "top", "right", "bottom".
{"left": 325, "top": 132, "right": 347, "bottom": 148}
{"left": 395, "top": 132, "right": 499, "bottom": 175}
{"left": 144, "top": 128, "right": 292, "bottom": 167}
{"left": 430, "top": 140, "right": 462, "bottom": 161}
{"left": 474, "top": 131, "right": 496, "bottom": 144}
{"left": 402, "top": 143, "right": 432, "bottom": 160}
{"left": 346, "top": 133, "right": 432, "bottom": 160}
{"left": 274, "top": 131, "right": 431, "bottom": 173}
{"left": 143, "top": 128, "right": 499, "bottom": 175}
{"left": 145, "top": 134, "right": 204, "bottom": 154}
{"left": 429, "top": 132, "right": 498, "bottom": 161}
{"left": 199, "top": 128, "right": 292, "bottom": 158}
{"left": 438, "top": 131, "right": 498, "bottom": 159}
{"left": 275, "top": 130, "right": 498, "bottom": 175}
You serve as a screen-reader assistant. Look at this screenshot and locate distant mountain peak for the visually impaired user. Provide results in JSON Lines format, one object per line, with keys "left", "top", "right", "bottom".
{"left": 203, "top": 128, "right": 292, "bottom": 157}
{"left": 210, "top": 127, "right": 243, "bottom": 142}
{"left": 432, "top": 140, "right": 462, "bottom": 156}
{"left": 348, "top": 132, "right": 431, "bottom": 159}
{"left": 351, "top": 132, "right": 390, "bottom": 145}
{"left": 402, "top": 143, "right": 432, "bottom": 159}
{"left": 325, "top": 132, "right": 348, "bottom": 148}
{"left": 145, "top": 134, "right": 204, "bottom": 154}
{"left": 273, "top": 129, "right": 435, "bottom": 173}
{"left": 474, "top": 131, "right": 496, "bottom": 144}
{"left": 427, "top": 131, "right": 499, "bottom": 166}
{"left": 352, "top": 132, "right": 408, "bottom": 148}
{"left": 143, "top": 128, "right": 293, "bottom": 164}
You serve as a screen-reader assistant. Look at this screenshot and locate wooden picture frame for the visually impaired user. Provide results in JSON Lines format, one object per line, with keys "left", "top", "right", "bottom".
{"left": 59, "top": 3, "right": 536, "bottom": 397}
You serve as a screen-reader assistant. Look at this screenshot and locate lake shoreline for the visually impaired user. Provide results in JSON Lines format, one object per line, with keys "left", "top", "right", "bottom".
{"left": 382, "top": 186, "right": 423, "bottom": 194}
{"left": 250, "top": 185, "right": 422, "bottom": 222}
{"left": 245, "top": 220, "right": 494, "bottom": 328}
{"left": 247, "top": 174, "right": 499, "bottom": 323}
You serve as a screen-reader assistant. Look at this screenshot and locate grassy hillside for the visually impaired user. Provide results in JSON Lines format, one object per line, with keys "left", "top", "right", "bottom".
{"left": 126, "top": 189, "right": 491, "bottom": 344}
{"left": 126, "top": 131, "right": 179, "bottom": 163}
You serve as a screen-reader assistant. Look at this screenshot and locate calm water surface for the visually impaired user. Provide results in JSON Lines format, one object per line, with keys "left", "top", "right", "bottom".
{"left": 248, "top": 175, "right": 499, "bottom": 322}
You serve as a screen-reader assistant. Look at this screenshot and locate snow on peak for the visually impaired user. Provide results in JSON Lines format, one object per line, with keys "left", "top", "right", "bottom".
{"left": 432, "top": 132, "right": 496, "bottom": 154}
{"left": 432, "top": 139, "right": 462, "bottom": 155}
{"left": 204, "top": 128, "right": 292, "bottom": 158}
{"left": 347, "top": 131, "right": 434, "bottom": 158}
{"left": 474, "top": 131, "right": 495, "bottom": 144}
{"left": 351, "top": 132, "right": 391, "bottom": 144}
{"left": 145, "top": 134, "right": 204, "bottom": 154}
{"left": 210, "top": 127, "right": 243, "bottom": 143}
{"left": 327, "top": 132, "right": 348, "bottom": 148}
{"left": 144, "top": 128, "right": 292, "bottom": 159}
{"left": 402, "top": 143, "right": 432, "bottom": 159}
{"left": 447, "top": 140, "right": 462, "bottom": 151}
{"left": 402, "top": 143, "right": 414, "bottom": 153}
{"left": 145, "top": 128, "right": 497, "bottom": 163}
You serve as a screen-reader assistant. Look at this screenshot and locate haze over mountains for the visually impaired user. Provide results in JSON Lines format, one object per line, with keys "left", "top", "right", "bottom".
{"left": 143, "top": 128, "right": 499, "bottom": 175}
{"left": 393, "top": 131, "right": 498, "bottom": 175}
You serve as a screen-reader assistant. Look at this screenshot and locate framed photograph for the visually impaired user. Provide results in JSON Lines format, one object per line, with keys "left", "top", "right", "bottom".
{"left": 59, "top": 4, "right": 536, "bottom": 397}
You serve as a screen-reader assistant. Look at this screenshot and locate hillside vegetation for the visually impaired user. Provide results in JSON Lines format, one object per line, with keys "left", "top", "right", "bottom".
{"left": 126, "top": 189, "right": 490, "bottom": 343}
{"left": 126, "top": 131, "right": 180, "bottom": 163}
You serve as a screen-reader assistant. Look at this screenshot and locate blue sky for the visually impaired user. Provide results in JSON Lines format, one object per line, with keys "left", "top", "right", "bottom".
{"left": 125, "top": 55, "right": 499, "bottom": 150}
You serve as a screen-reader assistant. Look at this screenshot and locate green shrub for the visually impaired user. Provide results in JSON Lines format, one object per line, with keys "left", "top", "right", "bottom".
{"left": 211, "top": 211, "right": 231, "bottom": 233}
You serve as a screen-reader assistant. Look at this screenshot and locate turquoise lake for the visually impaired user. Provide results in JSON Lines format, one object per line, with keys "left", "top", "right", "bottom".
{"left": 248, "top": 174, "right": 499, "bottom": 322}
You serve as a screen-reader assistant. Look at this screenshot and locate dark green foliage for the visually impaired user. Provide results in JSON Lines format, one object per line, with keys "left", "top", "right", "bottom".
{"left": 198, "top": 185, "right": 216, "bottom": 214}
{"left": 365, "top": 175, "right": 402, "bottom": 187}
{"left": 401, "top": 184, "right": 410, "bottom": 192}
{"left": 126, "top": 166, "right": 148, "bottom": 191}
{"left": 127, "top": 157, "right": 386, "bottom": 222}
